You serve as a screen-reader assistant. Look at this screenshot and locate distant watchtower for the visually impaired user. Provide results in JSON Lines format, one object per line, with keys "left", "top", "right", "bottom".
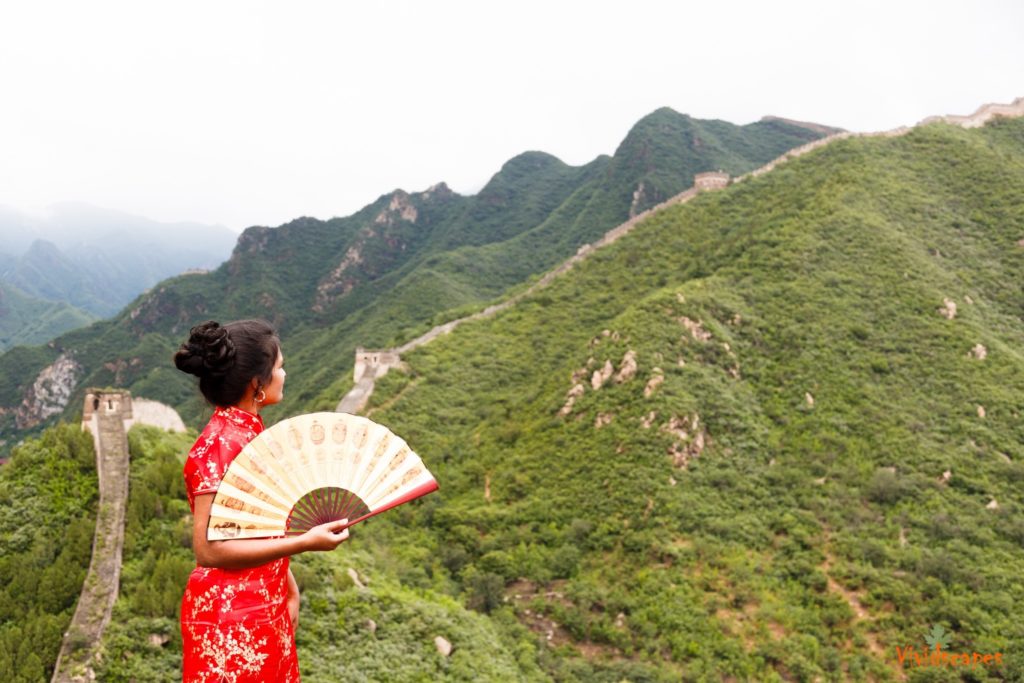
{"left": 694, "top": 171, "right": 730, "bottom": 192}
{"left": 353, "top": 348, "right": 402, "bottom": 383}
{"left": 81, "top": 389, "right": 133, "bottom": 453}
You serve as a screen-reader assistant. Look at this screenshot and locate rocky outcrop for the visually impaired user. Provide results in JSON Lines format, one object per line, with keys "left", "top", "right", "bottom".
{"left": 127, "top": 398, "right": 187, "bottom": 432}
{"left": 313, "top": 245, "right": 364, "bottom": 313}
{"left": 15, "top": 353, "right": 80, "bottom": 429}
{"left": 374, "top": 191, "right": 418, "bottom": 226}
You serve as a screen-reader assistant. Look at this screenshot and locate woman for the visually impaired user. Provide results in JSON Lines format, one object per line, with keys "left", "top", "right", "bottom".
{"left": 174, "top": 319, "right": 349, "bottom": 682}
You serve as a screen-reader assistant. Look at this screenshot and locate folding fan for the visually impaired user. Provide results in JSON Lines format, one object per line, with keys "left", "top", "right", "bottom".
{"left": 207, "top": 412, "right": 438, "bottom": 540}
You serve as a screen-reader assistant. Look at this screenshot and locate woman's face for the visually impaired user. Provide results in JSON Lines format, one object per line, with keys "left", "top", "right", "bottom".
{"left": 262, "top": 350, "right": 286, "bottom": 406}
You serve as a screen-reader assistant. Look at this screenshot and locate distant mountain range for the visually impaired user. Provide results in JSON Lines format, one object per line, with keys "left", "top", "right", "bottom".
{"left": 0, "top": 203, "right": 236, "bottom": 349}
{"left": 0, "top": 107, "right": 839, "bottom": 437}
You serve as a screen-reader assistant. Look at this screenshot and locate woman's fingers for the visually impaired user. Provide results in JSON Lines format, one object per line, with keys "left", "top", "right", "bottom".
{"left": 333, "top": 518, "right": 350, "bottom": 545}
{"left": 303, "top": 518, "right": 351, "bottom": 550}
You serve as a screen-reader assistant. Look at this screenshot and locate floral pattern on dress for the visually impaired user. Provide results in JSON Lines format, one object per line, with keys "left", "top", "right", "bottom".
{"left": 181, "top": 406, "right": 300, "bottom": 683}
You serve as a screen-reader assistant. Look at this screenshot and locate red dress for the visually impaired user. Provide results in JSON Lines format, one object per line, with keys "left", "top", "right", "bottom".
{"left": 181, "top": 406, "right": 300, "bottom": 683}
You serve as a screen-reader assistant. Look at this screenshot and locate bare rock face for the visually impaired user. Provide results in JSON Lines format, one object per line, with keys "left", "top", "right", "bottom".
{"left": 15, "top": 353, "right": 81, "bottom": 429}
{"left": 938, "top": 298, "right": 957, "bottom": 320}
{"left": 678, "top": 316, "right": 712, "bottom": 342}
{"left": 558, "top": 383, "right": 586, "bottom": 417}
{"left": 347, "top": 567, "right": 366, "bottom": 589}
{"left": 591, "top": 360, "right": 614, "bottom": 390}
{"left": 129, "top": 399, "right": 187, "bottom": 432}
{"left": 643, "top": 373, "right": 664, "bottom": 398}
{"left": 614, "top": 350, "right": 638, "bottom": 383}
{"left": 313, "top": 245, "right": 364, "bottom": 312}
{"left": 434, "top": 635, "right": 452, "bottom": 657}
{"left": 375, "top": 191, "right": 418, "bottom": 225}
{"left": 661, "top": 413, "right": 707, "bottom": 468}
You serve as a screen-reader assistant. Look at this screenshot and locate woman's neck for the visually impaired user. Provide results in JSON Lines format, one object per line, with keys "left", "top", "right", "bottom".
{"left": 229, "top": 402, "right": 260, "bottom": 417}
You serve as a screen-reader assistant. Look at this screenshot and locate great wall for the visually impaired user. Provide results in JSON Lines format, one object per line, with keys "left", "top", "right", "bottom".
{"left": 51, "top": 96, "right": 1023, "bottom": 679}
{"left": 51, "top": 391, "right": 185, "bottom": 683}
{"left": 335, "top": 96, "right": 1024, "bottom": 415}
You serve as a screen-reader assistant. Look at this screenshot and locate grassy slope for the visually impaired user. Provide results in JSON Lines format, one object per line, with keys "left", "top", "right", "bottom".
{"left": 341, "top": 118, "right": 1024, "bottom": 681}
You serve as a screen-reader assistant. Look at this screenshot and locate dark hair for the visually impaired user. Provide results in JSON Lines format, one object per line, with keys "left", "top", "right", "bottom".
{"left": 173, "top": 319, "right": 280, "bottom": 407}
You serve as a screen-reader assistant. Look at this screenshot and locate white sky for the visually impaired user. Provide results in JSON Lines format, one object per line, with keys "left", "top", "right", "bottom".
{"left": 1, "top": 0, "right": 1021, "bottom": 232}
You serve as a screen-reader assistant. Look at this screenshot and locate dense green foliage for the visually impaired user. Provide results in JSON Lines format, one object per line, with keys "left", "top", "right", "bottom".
{"left": 0, "top": 108, "right": 831, "bottom": 439}
{"left": 0, "top": 424, "right": 97, "bottom": 681}
{"left": 343, "top": 118, "right": 1024, "bottom": 680}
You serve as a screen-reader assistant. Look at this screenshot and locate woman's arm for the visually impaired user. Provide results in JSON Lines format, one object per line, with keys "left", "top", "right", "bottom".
{"left": 191, "top": 493, "right": 349, "bottom": 570}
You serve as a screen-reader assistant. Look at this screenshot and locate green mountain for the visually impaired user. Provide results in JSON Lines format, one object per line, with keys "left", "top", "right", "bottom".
{"left": 67, "top": 114, "right": 1024, "bottom": 681}
{"left": 0, "top": 281, "right": 95, "bottom": 351}
{"left": 332, "top": 116, "right": 1024, "bottom": 680}
{"left": 0, "top": 108, "right": 834, "bottom": 440}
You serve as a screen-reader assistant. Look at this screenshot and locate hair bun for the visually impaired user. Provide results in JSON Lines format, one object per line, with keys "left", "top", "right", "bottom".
{"left": 174, "top": 320, "right": 237, "bottom": 379}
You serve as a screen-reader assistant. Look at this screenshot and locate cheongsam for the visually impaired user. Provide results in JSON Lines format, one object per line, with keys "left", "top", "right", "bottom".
{"left": 180, "top": 406, "right": 300, "bottom": 683}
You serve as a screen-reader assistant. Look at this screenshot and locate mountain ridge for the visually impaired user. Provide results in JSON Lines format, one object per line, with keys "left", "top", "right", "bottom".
{"left": 0, "top": 106, "right": 834, "bottom": 442}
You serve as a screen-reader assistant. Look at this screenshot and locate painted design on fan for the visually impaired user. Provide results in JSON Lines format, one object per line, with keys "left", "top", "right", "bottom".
{"left": 332, "top": 419, "right": 347, "bottom": 444}
{"left": 213, "top": 521, "right": 241, "bottom": 538}
{"left": 287, "top": 424, "right": 302, "bottom": 450}
{"left": 310, "top": 420, "right": 325, "bottom": 444}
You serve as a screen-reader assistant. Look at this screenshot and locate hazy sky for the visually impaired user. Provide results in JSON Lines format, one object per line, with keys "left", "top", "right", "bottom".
{"left": 1, "top": 1, "right": 1021, "bottom": 232}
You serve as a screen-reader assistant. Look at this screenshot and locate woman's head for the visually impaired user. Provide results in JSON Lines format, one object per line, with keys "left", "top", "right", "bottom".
{"left": 173, "top": 319, "right": 283, "bottom": 408}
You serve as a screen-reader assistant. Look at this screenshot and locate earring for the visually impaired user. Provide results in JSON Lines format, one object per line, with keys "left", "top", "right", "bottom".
{"left": 255, "top": 389, "right": 267, "bottom": 404}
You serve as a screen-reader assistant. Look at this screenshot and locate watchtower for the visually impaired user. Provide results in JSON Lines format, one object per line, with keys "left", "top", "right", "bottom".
{"left": 353, "top": 348, "right": 402, "bottom": 383}
{"left": 694, "top": 171, "right": 730, "bottom": 192}
{"left": 82, "top": 389, "right": 133, "bottom": 422}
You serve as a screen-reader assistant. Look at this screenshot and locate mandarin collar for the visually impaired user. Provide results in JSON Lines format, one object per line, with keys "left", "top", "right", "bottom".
{"left": 215, "top": 405, "right": 265, "bottom": 431}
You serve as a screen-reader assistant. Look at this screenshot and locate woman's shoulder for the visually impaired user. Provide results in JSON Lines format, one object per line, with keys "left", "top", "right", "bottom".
{"left": 191, "top": 407, "right": 263, "bottom": 453}
{"left": 184, "top": 407, "right": 262, "bottom": 499}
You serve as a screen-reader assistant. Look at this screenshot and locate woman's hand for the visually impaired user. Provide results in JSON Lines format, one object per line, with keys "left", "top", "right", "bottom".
{"left": 300, "top": 518, "right": 350, "bottom": 552}
{"left": 191, "top": 494, "right": 350, "bottom": 570}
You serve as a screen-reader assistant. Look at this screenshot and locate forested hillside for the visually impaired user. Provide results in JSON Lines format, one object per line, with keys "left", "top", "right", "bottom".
{"left": 87, "top": 116, "right": 1024, "bottom": 681}
{"left": 0, "top": 425, "right": 97, "bottom": 681}
{"left": 341, "top": 117, "right": 1024, "bottom": 680}
{"left": 0, "top": 109, "right": 834, "bottom": 445}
